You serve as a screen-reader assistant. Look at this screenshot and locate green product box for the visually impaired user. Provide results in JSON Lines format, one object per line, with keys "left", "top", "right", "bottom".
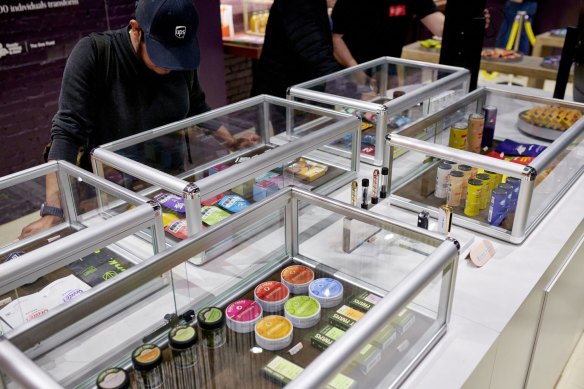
{"left": 262, "top": 356, "right": 357, "bottom": 389}
{"left": 328, "top": 305, "right": 364, "bottom": 331}
{"left": 311, "top": 324, "right": 346, "bottom": 351}
{"left": 393, "top": 308, "right": 416, "bottom": 335}
{"left": 348, "top": 291, "right": 383, "bottom": 312}
{"left": 231, "top": 179, "right": 254, "bottom": 199}
{"left": 372, "top": 323, "right": 397, "bottom": 350}
{"left": 353, "top": 343, "right": 382, "bottom": 375}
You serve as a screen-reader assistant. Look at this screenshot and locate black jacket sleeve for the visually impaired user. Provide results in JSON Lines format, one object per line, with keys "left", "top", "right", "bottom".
{"left": 278, "top": 0, "right": 342, "bottom": 76}
{"left": 187, "top": 70, "right": 211, "bottom": 117}
{"left": 48, "top": 37, "right": 100, "bottom": 164}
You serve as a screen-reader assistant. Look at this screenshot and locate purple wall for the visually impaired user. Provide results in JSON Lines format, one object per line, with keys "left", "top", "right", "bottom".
{"left": 0, "top": 0, "right": 226, "bottom": 177}
{"left": 197, "top": 0, "right": 227, "bottom": 108}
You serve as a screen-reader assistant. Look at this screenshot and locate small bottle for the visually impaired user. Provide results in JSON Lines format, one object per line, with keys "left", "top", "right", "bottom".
{"left": 361, "top": 178, "right": 370, "bottom": 209}
{"left": 131, "top": 344, "right": 163, "bottom": 389}
{"left": 169, "top": 324, "right": 198, "bottom": 369}
{"left": 198, "top": 307, "right": 226, "bottom": 349}
{"left": 350, "top": 181, "right": 358, "bottom": 206}
{"left": 96, "top": 367, "right": 130, "bottom": 389}
{"left": 438, "top": 204, "right": 453, "bottom": 235}
{"left": 417, "top": 210, "right": 429, "bottom": 229}
{"left": 380, "top": 167, "right": 389, "bottom": 198}
{"left": 371, "top": 169, "right": 380, "bottom": 204}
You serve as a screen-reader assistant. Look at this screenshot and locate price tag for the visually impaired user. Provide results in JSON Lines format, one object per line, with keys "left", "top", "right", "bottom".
{"left": 469, "top": 239, "right": 495, "bottom": 267}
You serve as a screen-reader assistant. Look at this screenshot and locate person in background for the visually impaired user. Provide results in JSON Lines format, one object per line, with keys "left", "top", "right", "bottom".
{"left": 19, "top": 0, "right": 257, "bottom": 239}
{"left": 496, "top": 0, "right": 537, "bottom": 55}
{"left": 331, "top": 0, "right": 445, "bottom": 68}
{"left": 251, "top": 0, "right": 343, "bottom": 98}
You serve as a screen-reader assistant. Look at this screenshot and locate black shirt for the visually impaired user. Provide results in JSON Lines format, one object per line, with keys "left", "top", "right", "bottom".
{"left": 332, "top": 0, "right": 438, "bottom": 63}
{"left": 251, "top": 0, "right": 343, "bottom": 98}
{"left": 48, "top": 27, "right": 210, "bottom": 166}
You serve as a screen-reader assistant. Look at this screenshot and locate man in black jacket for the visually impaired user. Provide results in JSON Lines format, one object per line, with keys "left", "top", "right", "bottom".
{"left": 251, "top": 0, "right": 343, "bottom": 98}
{"left": 20, "top": 0, "right": 257, "bottom": 238}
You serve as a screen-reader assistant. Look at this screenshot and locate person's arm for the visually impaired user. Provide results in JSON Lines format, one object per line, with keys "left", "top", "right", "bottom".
{"left": 332, "top": 33, "right": 358, "bottom": 68}
{"left": 19, "top": 37, "right": 99, "bottom": 239}
{"left": 421, "top": 12, "right": 445, "bottom": 38}
{"left": 188, "top": 70, "right": 259, "bottom": 149}
{"left": 18, "top": 171, "right": 62, "bottom": 239}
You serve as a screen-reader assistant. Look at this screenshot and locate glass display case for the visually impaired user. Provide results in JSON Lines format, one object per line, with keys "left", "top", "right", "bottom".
{"left": 0, "top": 187, "right": 459, "bottom": 389}
{"left": 0, "top": 161, "right": 165, "bottom": 336}
{"left": 384, "top": 86, "right": 584, "bottom": 243}
{"left": 91, "top": 95, "right": 360, "bottom": 260}
{"left": 288, "top": 57, "right": 470, "bottom": 166}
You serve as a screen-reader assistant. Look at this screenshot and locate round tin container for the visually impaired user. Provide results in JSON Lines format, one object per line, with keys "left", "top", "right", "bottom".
{"left": 226, "top": 299, "right": 263, "bottom": 333}
{"left": 168, "top": 324, "right": 198, "bottom": 368}
{"left": 254, "top": 281, "right": 289, "bottom": 312}
{"left": 131, "top": 344, "right": 163, "bottom": 389}
{"left": 308, "top": 278, "right": 344, "bottom": 308}
{"left": 198, "top": 307, "right": 226, "bottom": 349}
{"left": 281, "top": 265, "right": 314, "bottom": 294}
{"left": 255, "top": 315, "right": 293, "bottom": 351}
{"left": 284, "top": 296, "right": 321, "bottom": 328}
{"left": 96, "top": 367, "right": 130, "bottom": 389}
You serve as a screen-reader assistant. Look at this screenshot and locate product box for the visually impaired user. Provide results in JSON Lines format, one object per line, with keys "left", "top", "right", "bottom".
{"left": 347, "top": 291, "right": 382, "bottom": 312}
{"left": 393, "top": 308, "right": 416, "bottom": 335}
{"left": 372, "top": 323, "right": 398, "bottom": 350}
{"left": 311, "top": 325, "right": 382, "bottom": 375}
{"left": 328, "top": 305, "right": 364, "bottom": 331}
{"left": 262, "top": 356, "right": 357, "bottom": 389}
{"left": 253, "top": 180, "right": 279, "bottom": 202}
{"left": 310, "top": 324, "right": 345, "bottom": 351}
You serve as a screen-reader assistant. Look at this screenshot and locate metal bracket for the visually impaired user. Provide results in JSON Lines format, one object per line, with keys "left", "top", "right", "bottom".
{"left": 182, "top": 183, "right": 200, "bottom": 200}
{"left": 522, "top": 166, "right": 537, "bottom": 181}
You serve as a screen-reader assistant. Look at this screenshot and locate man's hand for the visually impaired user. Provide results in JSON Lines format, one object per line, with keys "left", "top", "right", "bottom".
{"left": 18, "top": 215, "right": 62, "bottom": 240}
{"left": 233, "top": 132, "right": 260, "bottom": 150}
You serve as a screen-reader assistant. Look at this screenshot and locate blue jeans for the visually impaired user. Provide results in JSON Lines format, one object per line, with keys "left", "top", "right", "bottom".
{"left": 496, "top": 1, "right": 538, "bottom": 55}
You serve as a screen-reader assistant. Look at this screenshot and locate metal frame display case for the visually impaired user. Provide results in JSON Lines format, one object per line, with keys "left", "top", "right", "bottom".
{"left": 288, "top": 57, "right": 470, "bottom": 166}
{"left": 384, "top": 86, "right": 584, "bottom": 243}
{"left": 0, "top": 187, "right": 459, "bottom": 389}
{"left": 0, "top": 161, "right": 165, "bottom": 337}
{"left": 91, "top": 95, "right": 360, "bottom": 260}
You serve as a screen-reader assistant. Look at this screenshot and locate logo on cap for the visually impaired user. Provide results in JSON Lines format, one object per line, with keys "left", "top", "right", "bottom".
{"left": 175, "top": 26, "right": 186, "bottom": 39}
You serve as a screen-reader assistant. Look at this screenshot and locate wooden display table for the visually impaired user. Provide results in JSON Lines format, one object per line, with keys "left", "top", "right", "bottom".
{"left": 401, "top": 42, "right": 573, "bottom": 89}
{"left": 532, "top": 31, "right": 565, "bottom": 58}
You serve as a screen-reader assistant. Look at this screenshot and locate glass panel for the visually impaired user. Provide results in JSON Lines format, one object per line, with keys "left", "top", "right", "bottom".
{"left": 290, "top": 58, "right": 469, "bottom": 163}
{"left": 0, "top": 175, "right": 52, "bottom": 247}
{"left": 528, "top": 131, "right": 584, "bottom": 226}
{"left": 317, "top": 263, "right": 454, "bottom": 389}
{"left": 0, "top": 239, "right": 157, "bottom": 335}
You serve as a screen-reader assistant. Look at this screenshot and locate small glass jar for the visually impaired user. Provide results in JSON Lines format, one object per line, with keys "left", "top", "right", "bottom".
{"left": 169, "top": 324, "right": 198, "bottom": 369}
{"left": 198, "top": 307, "right": 226, "bottom": 349}
{"left": 131, "top": 344, "right": 163, "bottom": 389}
{"left": 95, "top": 367, "right": 130, "bottom": 389}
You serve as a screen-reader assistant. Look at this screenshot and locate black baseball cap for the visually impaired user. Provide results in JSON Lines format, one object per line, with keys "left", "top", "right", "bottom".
{"left": 136, "top": 0, "right": 200, "bottom": 71}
